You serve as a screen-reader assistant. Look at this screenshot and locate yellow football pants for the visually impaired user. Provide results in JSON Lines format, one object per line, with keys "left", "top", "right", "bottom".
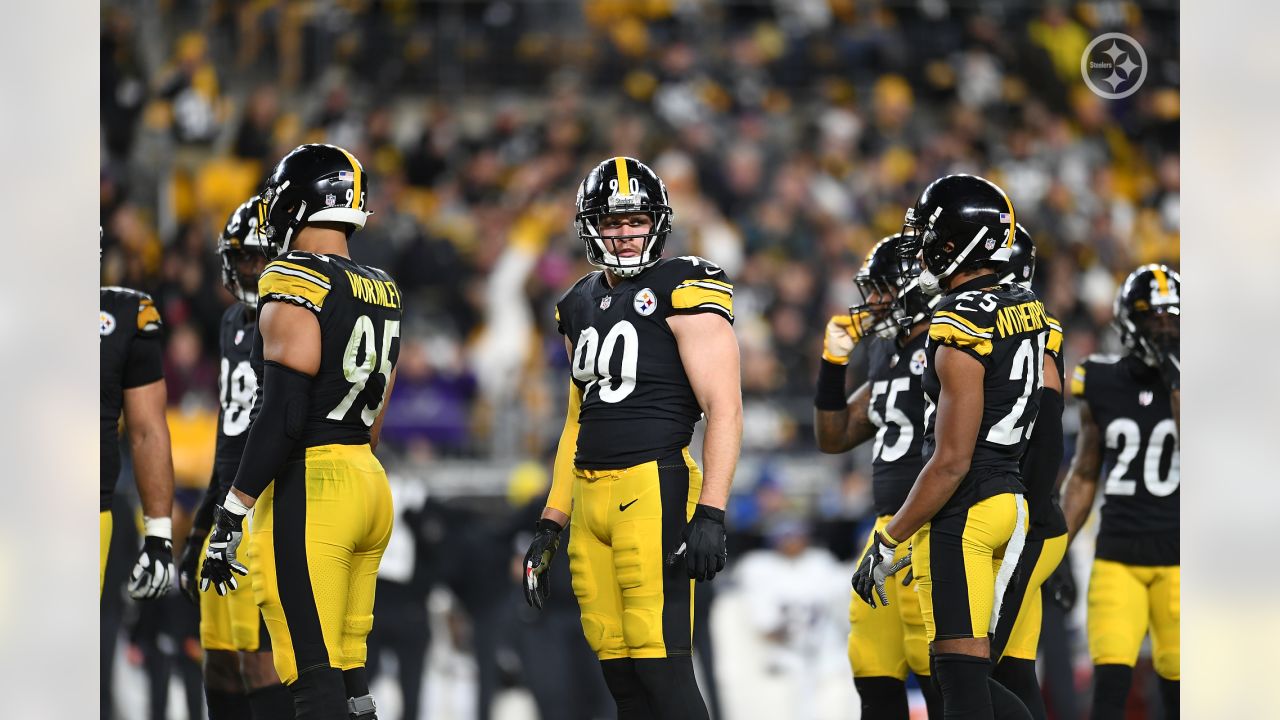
{"left": 1087, "top": 559, "right": 1180, "bottom": 680}
{"left": 249, "top": 444, "right": 393, "bottom": 684}
{"left": 100, "top": 510, "right": 112, "bottom": 596}
{"left": 994, "top": 532, "right": 1067, "bottom": 660}
{"left": 915, "top": 493, "right": 1028, "bottom": 644}
{"left": 568, "top": 448, "right": 702, "bottom": 660}
{"left": 848, "top": 515, "right": 928, "bottom": 679}
{"left": 199, "top": 527, "right": 267, "bottom": 652}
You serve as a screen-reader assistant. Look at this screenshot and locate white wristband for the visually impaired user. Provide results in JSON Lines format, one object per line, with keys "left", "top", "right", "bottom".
{"left": 143, "top": 516, "right": 172, "bottom": 541}
{"left": 222, "top": 492, "right": 250, "bottom": 518}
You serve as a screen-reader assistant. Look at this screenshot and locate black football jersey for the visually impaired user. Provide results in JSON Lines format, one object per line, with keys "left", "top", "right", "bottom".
{"left": 865, "top": 331, "right": 929, "bottom": 516}
{"left": 253, "top": 252, "right": 403, "bottom": 448}
{"left": 556, "top": 256, "right": 733, "bottom": 469}
{"left": 1072, "top": 353, "right": 1179, "bottom": 565}
{"left": 214, "top": 303, "right": 257, "bottom": 471}
{"left": 1024, "top": 313, "right": 1067, "bottom": 539}
{"left": 100, "top": 287, "right": 165, "bottom": 510}
{"left": 922, "top": 277, "right": 1053, "bottom": 518}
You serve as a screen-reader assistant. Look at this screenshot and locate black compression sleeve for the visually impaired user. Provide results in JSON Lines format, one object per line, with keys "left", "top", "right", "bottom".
{"left": 231, "top": 361, "right": 313, "bottom": 500}
{"left": 814, "top": 358, "right": 849, "bottom": 410}
{"left": 1022, "top": 388, "right": 1064, "bottom": 493}
{"left": 190, "top": 467, "right": 221, "bottom": 536}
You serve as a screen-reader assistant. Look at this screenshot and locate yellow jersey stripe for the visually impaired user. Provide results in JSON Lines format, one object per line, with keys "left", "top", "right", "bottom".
{"left": 934, "top": 310, "right": 993, "bottom": 336}
{"left": 929, "top": 322, "right": 993, "bottom": 356}
{"left": 268, "top": 260, "right": 331, "bottom": 286}
{"left": 259, "top": 267, "right": 330, "bottom": 311}
{"left": 614, "top": 157, "right": 630, "bottom": 196}
{"left": 1047, "top": 313, "right": 1064, "bottom": 354}
{"left": 1070, "top": 365, "right": 1087, "bottom": 397}
{"left": 679, "top": 277, "right": 733, "bottom": 290}
{"left": 337, "top": 146, "right": 362, "bottom": 208}
{"left": 671, "top": 286, "right": 733, "bottom": 317}
{"left": 677, "top": 280, "right": 733, "bottom": 295}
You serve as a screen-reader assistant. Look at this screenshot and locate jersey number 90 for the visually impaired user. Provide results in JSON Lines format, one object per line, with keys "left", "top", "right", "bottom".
{"left": 572, "top": 322, "right": 638, "bottom": 403}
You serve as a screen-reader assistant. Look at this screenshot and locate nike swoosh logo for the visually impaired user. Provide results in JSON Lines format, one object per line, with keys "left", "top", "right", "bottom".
{"left": 705, "top": 267, "right": 722, "bottom": 275}
{"left": 619, "top": 499, "right": 639, "bottom": 512}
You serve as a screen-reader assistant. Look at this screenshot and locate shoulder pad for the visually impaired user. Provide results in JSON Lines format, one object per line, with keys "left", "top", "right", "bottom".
{"left": 259, "top": 254, "right": 333, "bottom": 313}
{"left": 1045, "top": 312, "right": 1064, "bottom": 356}
{"left": 102, "top": 287, "right": 162, "bottom": 335}
{"left": 930, "top": 296, "right": 995, "bottom": 356}
{"left": 554, "top": 272, "right": 600, "bottom": 333}
{"left": 1070, "top": 363, "right": 1087, "bottom": 397}
{"left": 657, "top": 257, "right": 734, "bottom": 322}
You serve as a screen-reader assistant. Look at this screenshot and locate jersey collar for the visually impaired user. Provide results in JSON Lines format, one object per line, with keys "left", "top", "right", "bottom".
{"left": 947, "top": 273, "right": 1001, "bottom": 296}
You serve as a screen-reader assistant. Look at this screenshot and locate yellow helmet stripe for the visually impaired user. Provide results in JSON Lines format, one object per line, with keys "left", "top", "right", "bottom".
{"left": 257, "top": 196, "right": 269, "bottom": 235}
{"left": 1152, "top": 266, "right": 1170, "bottom": 297}
{"left": 1003, "top": 190, "right": 1016, "bottom": 248}
{"left": 336, "top": 146, "right": 362, "bottom": 209}
{"left": 614, "top": 157, "right": 631, "bottom": 197}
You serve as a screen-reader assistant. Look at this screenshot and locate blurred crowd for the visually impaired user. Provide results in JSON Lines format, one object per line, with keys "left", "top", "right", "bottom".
{"left": 102, "top": 2, "right": 1178, "bottom": 717}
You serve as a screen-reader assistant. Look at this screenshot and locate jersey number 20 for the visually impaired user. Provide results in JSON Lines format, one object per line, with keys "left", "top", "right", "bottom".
{"left": 329, "top": 315, "right": 400, "bottom": 426}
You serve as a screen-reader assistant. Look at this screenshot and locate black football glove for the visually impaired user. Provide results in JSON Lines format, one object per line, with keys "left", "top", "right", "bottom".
{"left": 1044, "top": 562, "right": 1078, "bottom": 613}
{"left": 852, "top": 532, "right": 911, "bottom": 607}
{"left": 128, "top": 518, "right": 175, "bottom": 600}
{"left": 177, "top": 531, "right": 206, "bottom": 605}
{"left": 667, "top": 504, "right": 728, "bottom": 582}
{"left": 523, "top": 518, "right": 563, "bottom": 610}
{"left": 201, "top": 496, "right": 249, "bottom": 596}
{"left": 900, "top": 560, "right": 914, "bottom": 587}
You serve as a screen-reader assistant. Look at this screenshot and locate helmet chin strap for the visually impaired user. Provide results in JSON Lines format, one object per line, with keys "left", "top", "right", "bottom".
{"left": 922, "top": 226, "right": 992, "bottom": 295}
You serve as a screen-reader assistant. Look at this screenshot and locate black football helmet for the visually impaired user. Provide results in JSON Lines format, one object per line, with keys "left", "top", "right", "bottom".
{"left": 896, "top": 174, "right": 1017, "bottom": 296}
{"left": 1114, "top": 264, "right": 1180, "bottom": 366}
{"left": 574, "top": 157, "right": 672, "bottom": 278}
{"left": 217, "top": 196, "right": 269, "bottom": 305}
{"left": 998, "top": 224, "right": 1036, "bottom": 289}
{"left": 851, "top": 233, "right": 938, "bottom": 338}
{"left": 256, "top": 144, "right": 371, "bottom": 255}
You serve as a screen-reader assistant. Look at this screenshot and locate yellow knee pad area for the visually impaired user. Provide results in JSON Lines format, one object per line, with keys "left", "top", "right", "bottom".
{"left": 581, "top": 613, "right": 626, "bottom": 659}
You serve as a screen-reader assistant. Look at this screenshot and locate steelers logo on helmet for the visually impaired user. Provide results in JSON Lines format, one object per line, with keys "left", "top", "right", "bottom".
{"left": 575, "top": 157, "right": 673, "bottom": 279}
{"left": 256, "top": 144, "right": 372, "bottom": 256}
{"left": 100, "top": 311, "right": 116, "bottom": 337}
{"left": 218, "top": 195, "right": 271, "bottom": 305}
{"left": 1113, "top": 263, "right": 1181, "bottom": 367}
{"left": 896, "top": 174, "right": 1017, "bottom": 299}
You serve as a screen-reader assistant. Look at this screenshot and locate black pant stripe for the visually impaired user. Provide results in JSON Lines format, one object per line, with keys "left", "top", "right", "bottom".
{"left": 658, "top": 455, "right": 693, "bottom": 657}
{"left": 990, "top": 536, "right": 1044, "bottom": 660}
{"left": 273, "top": 461, "right": 330, "bottom": 672}
{"left": 931, "top": 508, "right": 975, "bottom": 640}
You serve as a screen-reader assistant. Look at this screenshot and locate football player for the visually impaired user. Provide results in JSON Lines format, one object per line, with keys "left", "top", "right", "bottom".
{"left": 1060, "top": 265, "right": 1180, "bottom": 720}
{"left": 199, "top": 144, "right": 402, "bottom": 720}
{"left": 812, "top": 233, "right": 942, "bottom": 720}
{"left": 101, "top": 270, "right": 175, "bottom": 600}
{"left": 177, "top": 197, "right": 291, "bottom": 719}
{"left": 853, "top": 174, "right": 1044, "bottom": 719}
{"left": 986, "top": 227, "right": 1068, "bottom": 720}
{"left": 522, "top": 157, "right": 741, "bottom": 719}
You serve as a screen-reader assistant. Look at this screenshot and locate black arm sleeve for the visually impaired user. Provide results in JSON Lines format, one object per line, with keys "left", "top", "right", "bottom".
{"left": 122, "top": 335, "right": 165, "bottom": 389}
{"left": 231, "top": 361, "right": 314, "bottom": 500}
{"left": 190, "top": 466, "right": 222, "bottom": 536}
{"left": 1021, "top": 388, "right": 1065, "bottom": 501}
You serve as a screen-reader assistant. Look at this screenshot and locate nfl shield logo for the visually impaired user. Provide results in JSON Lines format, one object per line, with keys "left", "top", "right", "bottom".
{"left": 325, "top": 194, "right": 337, "bottom": 207}
{"left": 235, "top": 329, "right": 246, "bottom": 345}
{"left": 1139, "top": 390, "right": 1154, "bottom": 406}
{"left": 600, "top": 296, "right": 612, "bottom": 311}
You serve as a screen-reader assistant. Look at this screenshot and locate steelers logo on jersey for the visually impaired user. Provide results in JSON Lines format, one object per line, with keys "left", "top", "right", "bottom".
{"left": 100, "top": 311, "right": 116, "bottom": 337}
{"left": 634, "top": 288, "right": 658, "bottom": 317}
{"left": 910, "top": 348, "right": 927, "bottom": 376}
